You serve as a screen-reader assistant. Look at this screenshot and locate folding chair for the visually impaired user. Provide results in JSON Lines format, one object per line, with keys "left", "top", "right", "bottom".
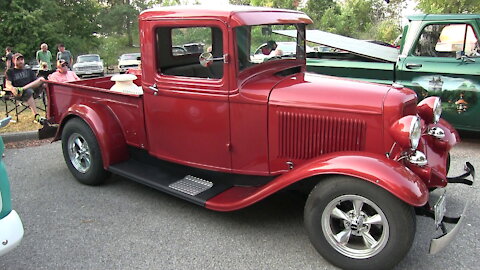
{"left": 0, "top": 87, "right": 46, "bottom": 122}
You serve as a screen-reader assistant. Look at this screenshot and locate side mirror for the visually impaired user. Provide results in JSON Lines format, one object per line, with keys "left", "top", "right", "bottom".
{"left": 456, "top": 51, "right": 476, "bottom": 63}
{"left": 199, "top": 52, "right": 228, "bottom": 67}
{"left": 199, "top": 52, "right": 213, "bottom": 67}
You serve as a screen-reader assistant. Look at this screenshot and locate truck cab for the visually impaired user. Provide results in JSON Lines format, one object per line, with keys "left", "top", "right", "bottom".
{"left": 43, "top": 6, "right": 474, "bottom": 270}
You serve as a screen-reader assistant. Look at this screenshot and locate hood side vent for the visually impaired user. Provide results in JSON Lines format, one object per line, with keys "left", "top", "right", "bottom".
{"left": 278, "top": 112, "right": 366, "bottom": 159}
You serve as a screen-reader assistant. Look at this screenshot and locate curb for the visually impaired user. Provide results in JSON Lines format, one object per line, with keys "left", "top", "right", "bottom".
{"left": 1, "top": 130, "right": 39, "bottom": 144}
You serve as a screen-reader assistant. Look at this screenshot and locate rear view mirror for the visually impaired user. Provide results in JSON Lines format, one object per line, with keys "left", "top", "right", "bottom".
{"left": 262, "top": 26, "right": 272, "bottom": 36}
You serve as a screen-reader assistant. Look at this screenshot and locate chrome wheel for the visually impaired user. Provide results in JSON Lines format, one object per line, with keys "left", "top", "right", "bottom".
{"left": 67, "top": 133, "right": 91, "bottom": 173}
{"left": 321, "top": 194, "right": 389, "bottom": 259}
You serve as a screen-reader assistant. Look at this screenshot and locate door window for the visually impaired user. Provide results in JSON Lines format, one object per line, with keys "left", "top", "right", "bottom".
{"left": 413, "top": 24, "right": 479, "bottom": 58}
{"left": 156, "top": 26, "right": 224, "bottom": 79}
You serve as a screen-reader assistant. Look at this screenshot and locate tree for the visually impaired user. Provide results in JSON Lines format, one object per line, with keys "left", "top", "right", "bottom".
{"left": 247, "top": 0, "right": 300, "bottom": 9}
{"left": 415, "top": 0, "right": 480, "bottom": 13}
{"left": 301, "top": 0, "right": 337, "bottom": 29}
{"left": 0, "top": 0, "right": 100, "bottom": 62}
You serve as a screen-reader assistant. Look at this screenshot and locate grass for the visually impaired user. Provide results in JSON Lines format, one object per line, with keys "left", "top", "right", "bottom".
{"left": 0, "top": 99, "right": 47, "bottom": 134}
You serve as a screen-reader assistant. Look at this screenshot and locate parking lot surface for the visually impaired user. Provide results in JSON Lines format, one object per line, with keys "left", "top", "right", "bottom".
{"left": 1, "top": 137, "right": 478, "bottom": 270}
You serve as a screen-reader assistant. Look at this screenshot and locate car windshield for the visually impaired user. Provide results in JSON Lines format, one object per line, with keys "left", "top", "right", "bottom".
{"left": 120, "top": 53, "right": 140, "bottom": 60}
{"left": 77, "top": 55, "right": 100, "bottom": 63}
{"left": 235, "top": 23, "right": 306, "bottom": 71}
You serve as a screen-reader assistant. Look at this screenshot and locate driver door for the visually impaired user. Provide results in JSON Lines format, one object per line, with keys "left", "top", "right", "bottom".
{"left": 141, "top": 19, "right": 232, "bottom": 170}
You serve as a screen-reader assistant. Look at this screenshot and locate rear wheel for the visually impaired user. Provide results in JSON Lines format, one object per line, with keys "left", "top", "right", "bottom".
{"left": 304, "top": 176, "right": 416, "bottom": 270}
{"left": 61, "top": 118, "right": 109, "bottom": 185}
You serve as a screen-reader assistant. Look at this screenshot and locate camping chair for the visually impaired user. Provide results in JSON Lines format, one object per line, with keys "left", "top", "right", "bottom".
{"left": 0, "top": 85, "right": 46, "bottom": 122}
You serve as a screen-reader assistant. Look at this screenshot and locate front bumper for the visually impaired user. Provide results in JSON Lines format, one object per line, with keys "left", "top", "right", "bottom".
{"left": 426, "top": 162, "right": 475, "bottom": 254}
{"left": 74, "top": 69, "right": 104, "bottom": 77}
{"left": 0, "top": 210, "right": 24, "bottom": 256}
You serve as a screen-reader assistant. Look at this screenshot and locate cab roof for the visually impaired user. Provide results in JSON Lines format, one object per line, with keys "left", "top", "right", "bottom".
{"left": 139, "top": 5, "right": 312, "bottom": 27}
{"left": 407, "top": 14, "right": 480, "bottom": 21}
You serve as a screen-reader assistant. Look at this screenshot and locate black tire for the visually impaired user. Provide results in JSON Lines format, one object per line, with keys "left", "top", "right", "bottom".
{"left": 61, "top": 118, "right": 109, "bottom": 185}
{"left": 304, "top": 176, "right": 416, "bottom": 270}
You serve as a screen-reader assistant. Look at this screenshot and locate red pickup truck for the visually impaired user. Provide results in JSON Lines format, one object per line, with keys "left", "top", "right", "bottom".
{"left": 42, "top": 6, "right": 474, "bottom": 270}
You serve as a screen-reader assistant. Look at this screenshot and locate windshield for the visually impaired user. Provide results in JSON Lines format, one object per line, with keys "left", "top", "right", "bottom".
{"left": 77, "top": 55, "right": 100, "bottom": 63}
{"left": 235, "top": 23, "right": 306, "bottom": 71}
{"left": 120, "top": 53, "right": 140, "bottom": 60}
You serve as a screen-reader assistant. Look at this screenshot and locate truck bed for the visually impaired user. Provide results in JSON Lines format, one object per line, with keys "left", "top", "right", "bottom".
{"left": 46, "top": 76, "right": 147, "bottom": 149}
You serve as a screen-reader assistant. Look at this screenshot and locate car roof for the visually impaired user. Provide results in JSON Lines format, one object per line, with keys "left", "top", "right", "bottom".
{"left": 407, "top": 14, "right": 480, "bottom": 21}
{"left": 139, "top": 5, "right": 312, "bottom": 27}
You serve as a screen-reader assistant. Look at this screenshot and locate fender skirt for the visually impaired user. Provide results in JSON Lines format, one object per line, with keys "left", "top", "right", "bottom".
{"left": 206, "top": 152, "right": 429, "bottom": 211}
{"left": 55, "top": 103, "right": 129, "bottom": 169}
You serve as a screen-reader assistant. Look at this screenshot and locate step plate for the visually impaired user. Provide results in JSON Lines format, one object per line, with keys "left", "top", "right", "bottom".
{"left": 169, "top": 175, "right": 213, "bottom": 196}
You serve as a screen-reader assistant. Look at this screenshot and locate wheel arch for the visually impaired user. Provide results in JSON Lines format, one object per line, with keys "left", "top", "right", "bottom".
{"left": 56, "top": 103, "right": 129, "bottom": 169}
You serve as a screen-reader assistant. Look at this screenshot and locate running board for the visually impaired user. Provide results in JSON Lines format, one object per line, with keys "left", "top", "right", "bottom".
{"left": 108, "top": 160, "right": 232, "bottom": 206}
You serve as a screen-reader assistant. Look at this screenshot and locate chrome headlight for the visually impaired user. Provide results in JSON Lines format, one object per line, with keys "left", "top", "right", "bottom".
{"left": 410, "top": 116, "right": 421, "bottom": 150}
{"left": 390, "top": 115, "right": 422, "bottom": 150}
{"left": 418, "top": 97, "right": 442, "bottom": 124}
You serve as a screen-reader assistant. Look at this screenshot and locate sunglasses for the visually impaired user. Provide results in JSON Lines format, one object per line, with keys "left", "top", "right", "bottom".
{"left": 61, "top": 63, "right": 68, "bottom": 67}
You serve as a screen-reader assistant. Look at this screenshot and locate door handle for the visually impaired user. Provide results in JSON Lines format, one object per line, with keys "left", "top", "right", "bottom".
{"left": 406, "top": 63, "right": 422, "bottom": 69}
{"left": 148, "top": 84, "right": 159, "bottom": 95}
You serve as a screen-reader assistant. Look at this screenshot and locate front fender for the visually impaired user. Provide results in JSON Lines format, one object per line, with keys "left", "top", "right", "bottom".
{"left": 206, "top": 152, "right": 428, "bottom": 211}
{"left": 55, "top": 103, "right": 128, "bottom": 169}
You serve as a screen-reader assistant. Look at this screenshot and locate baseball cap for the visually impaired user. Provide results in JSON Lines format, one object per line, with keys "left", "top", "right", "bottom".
{"left": 13, "top": 53, "right": 24, "bottom": 60}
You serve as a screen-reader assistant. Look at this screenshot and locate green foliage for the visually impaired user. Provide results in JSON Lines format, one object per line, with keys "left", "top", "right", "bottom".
{"left": 0, "top": 0, "right": 100, "bottom": 63}
{"left": 301, "top": 0, "right": 336, "bottom": 29}
{"left": 249, "top": 0, "right": 300, "bottom": 9}
{"left": 415, "top": 0, "right": 480, "bottom": 14}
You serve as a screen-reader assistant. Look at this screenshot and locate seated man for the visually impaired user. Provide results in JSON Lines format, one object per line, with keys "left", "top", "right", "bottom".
{"left": 48, "top": 59, "right": 80, "bottom": 83}
{"left": 261, "top": 40, "right": 283, "bottom": 56}
{"left": 5, "top": 53, "right": 46, "bottom": 123}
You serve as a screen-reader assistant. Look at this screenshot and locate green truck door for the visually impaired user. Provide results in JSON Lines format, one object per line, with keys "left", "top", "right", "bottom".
{"left": 397, "top": 22, "right": 480, "bottom": 131}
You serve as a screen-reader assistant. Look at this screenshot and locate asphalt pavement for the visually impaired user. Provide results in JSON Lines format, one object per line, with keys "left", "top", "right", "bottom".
{"left": 0, "top": 137, "right": 479, "bottom": 270}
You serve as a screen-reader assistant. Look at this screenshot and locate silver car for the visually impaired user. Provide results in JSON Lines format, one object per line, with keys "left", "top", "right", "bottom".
{"left": 73, "top": 54, "right": 104, "bottom": 78}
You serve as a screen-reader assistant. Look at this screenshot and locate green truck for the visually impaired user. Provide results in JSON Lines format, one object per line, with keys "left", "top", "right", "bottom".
{"left": 279, "top": 14, "right": 479, "bottom": 131}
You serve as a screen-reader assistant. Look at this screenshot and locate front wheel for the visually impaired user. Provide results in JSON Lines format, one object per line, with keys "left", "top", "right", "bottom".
{"left": 61, "top": 118, "right": 109, "bottom": 185}
{"left": 304, "top": 176, "right": 416, "bottom": 270}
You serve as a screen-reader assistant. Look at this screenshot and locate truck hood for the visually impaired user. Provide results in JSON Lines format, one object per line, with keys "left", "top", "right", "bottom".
{"left": 274, "top": 29, "right": 399, "bottom": 63}
{"left": 269, "top": 72, "right": 389, "bottom": 115}
{"left": 118, "top": 60, "right": 140, "bottom": 66}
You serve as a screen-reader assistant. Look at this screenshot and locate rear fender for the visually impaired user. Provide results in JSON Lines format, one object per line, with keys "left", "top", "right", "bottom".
{"left": 206, "top": 152, "right": 428, "bottom": 211}
{"left": 55, "top": 103, "right": 129, "bottom": 169}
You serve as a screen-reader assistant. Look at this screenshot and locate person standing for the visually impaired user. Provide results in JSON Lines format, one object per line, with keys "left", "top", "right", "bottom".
{"left": 5, "top": 53, "right": 46, "bottom": 123}
{"left": 3, "top": 47, "right": 13, "bottom": 70}
{"left": 56, "top": 43, "right": 73, "bottom": 69}
{"left": 36, "top": 43, "right": 53, "bottom": 70}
